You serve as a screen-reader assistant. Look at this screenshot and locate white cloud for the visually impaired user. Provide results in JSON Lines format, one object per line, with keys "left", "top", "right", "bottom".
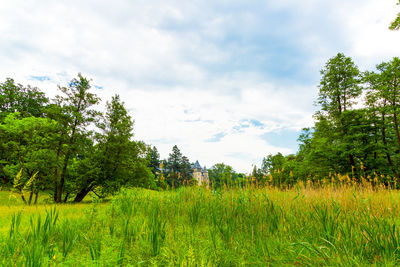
{"left": 121, "top": 75, "right": 313, "bottom": 172}
{"left": 0, "top": 0, "right": 398, "bottom": 172}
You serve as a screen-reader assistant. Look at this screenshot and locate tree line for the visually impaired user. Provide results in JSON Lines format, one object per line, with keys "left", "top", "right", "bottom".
{"left": 0, "top": 75, "right": 247, "bottom": 203}
{"left": 2, "top": 54, "right": 399, "bottom": 199}
{"left": 147, "top": 145, "right": 246, "bottom": 188}
{"left": 0, "top": 75, "right": 159, "bottom": 203}
{"left": 254, "top": 54, "right": 400, "bottom": 187}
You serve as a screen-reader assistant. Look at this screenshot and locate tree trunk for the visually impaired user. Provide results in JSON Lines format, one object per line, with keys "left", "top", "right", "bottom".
{"left": 1, "top": 176, "right": 10, "bottom": 184}
{"left": 20, "top": 194, "right": 27, "bottom": 204}
{"left": 374, "top": 121, "right": 378, "bottom": 160}
{"left": 53, "top": 173, "right": 58, "bottom": 202}
{"left": 55, "top": 98, "right": 82, "bottom": 203}
{"left": 56, "top": 154, "right": 70, "bottom": 203}
{"left": 63, "top": 192, "right": 70, "bottom": 203}
{"left": 28, "top": 189, "right": 33, "bottom": 205}
{"left": 74, "top": 184, "right": 94, "bottom": 203}
{"left": 391, "top": 78, "right": 400, "bottom": 149}
{"left": 34, "top": 191, "right": 39, "bottom": 205}
{"left": 56, "top": 144, "right": 74, "bottom": 203}
{"left": 381, "top": 109, "right": 400, "bottom": 180}
{"left": 53, "top": 139, "right": 63, "bottom": 202}
{"left": 392, "top": 107, "right": 400, "bottom": 149}
{"left": 340, "top": 113, "right": 357, "bottom": 176}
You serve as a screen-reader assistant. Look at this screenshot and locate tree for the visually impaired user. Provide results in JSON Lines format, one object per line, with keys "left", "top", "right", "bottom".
{"left": 72, "top": 95, "right": 154, "bottom": 202}
{"left": 0, "top": 76, "right": 158, "bottom": 203}
{"left": 364, "top": 58, "right": 400, "bottom": 179}
{"left": 261, "top": 153, "right": 296, "bottom": 186}
{"left": 317, "top": 53, "right": 362, "bottom": 172}
{"left": 0, "top": 78, "right": 48, "bottom": 121}
{"left": 180, "top": 156, "right": 193, "bottom": 185}
{"left": 318, "top": 53, "right": 361, "bottom": 117}
{"left": 390, "top": 1, "right": 400, "bottom": 30}
{"left": 148, "top": 146, "right": 161, "bottom": 178}
{"left": 0, "top": 113, "right": 60, "bottom": 201}
{"left": 375, "top": 58, "right": 400, "bottom": 150}
{"left": 251, "top": 165, "right": 264, "bottom": 184}
{"left": 166, "top": 145, "right": 183, "bottom": 187}
{"left": 96, "top": 94, "right": 134, "bottom": 192}
{"left": 262, "top": 153, "right": 286, "bottom": 174}
{"left": 208, "top": 163, "right": 236, "bottom": 188}
{"left": 278, "top": 56, "right": 400, "bottom": 184}
{"left": 50, "top": 74, "right": 101, "bottom": 203}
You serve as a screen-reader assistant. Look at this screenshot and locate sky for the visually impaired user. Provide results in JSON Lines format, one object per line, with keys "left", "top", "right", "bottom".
{"left": 1, "top": 0, "right": 400, "bottom": 173}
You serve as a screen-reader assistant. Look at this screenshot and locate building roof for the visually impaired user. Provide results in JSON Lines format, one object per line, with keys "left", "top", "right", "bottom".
{"left": 193, "top": 160, "right": 202, "bottom": 169}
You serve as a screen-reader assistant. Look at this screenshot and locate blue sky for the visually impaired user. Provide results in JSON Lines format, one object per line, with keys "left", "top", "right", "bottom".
{"left": 1, "top": 0, "right": 399, "bottom": 172}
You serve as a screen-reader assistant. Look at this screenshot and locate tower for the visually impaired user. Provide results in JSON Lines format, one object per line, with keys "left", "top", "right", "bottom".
{"left": 192, "top": 160, "right": 209, "bottom": 186}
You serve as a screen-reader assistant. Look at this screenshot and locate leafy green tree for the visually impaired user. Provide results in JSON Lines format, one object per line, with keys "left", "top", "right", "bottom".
{"left": 166, "top": 145, "right": 183, "bottom": 187}
{"left": 96, "top": 94, "right": 134, "bottom": 192}
{"left": 0, "top": 76, "right": 158, "bottom": 203}
{"left": 318, "top": 53, "right": 361, "bottom": 117}
{"left": 390, "top": 1, "right": 400, "bottom": 30}
{"left": 316, "top": 53, "right": 362, "bottom": 172}
{"left": 163, "top": 146, "right": 195, "bottom": 187}
{"left": 0, "top": 113, "right": 60, "bottom": 201}
{"left": 251, "top": 165, "right": 264, "bottom": 184}
{"left": 49, "top": 74, "right": 101, "bottom": 203}
{"left": 261, "top": 153, "right": 298, "bottom": 186}
{"left": 72, "top": 95, "right": 154, "bottom": 202}
{"left": 0, "top": 78, "right": 48, "bottom": 121}
{"left": 296, "top": 123, "right": 339, "bottom": 179}
{"left": 148, "top": 146, "right": 161, "bottom": 178}
{"left": 374, "top": 58, "right": 400, "bottom": 150}
{"left": 180, "top": 156, "right": 193, "bottom": 185}
{"left": 126, "top": 141, "right": 156, "bottom": 189}
{"left": 364, "top": 58, "right": 400, "bottom": 179}
{"left": 262, "top": 153, "right": 285, "bottom": 173}
{"left": 287, "top": 56, "right": 400, "bottom": 183}
{"left": 208, "top": 163, "right": 236, "bottom": 188}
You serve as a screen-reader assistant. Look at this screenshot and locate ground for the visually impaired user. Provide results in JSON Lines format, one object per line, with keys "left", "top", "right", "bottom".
{"left": 0, "top": 185, "right": 400, "bottom": 266}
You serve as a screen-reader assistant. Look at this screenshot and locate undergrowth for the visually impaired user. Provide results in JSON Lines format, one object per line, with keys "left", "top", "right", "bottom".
{"left": 1, "top": 185, "right": 400, "bottom": 266}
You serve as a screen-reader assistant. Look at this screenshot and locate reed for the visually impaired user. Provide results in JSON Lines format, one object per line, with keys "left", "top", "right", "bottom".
{"left": 0, "top": 185, "right": 400, "bottom": 265}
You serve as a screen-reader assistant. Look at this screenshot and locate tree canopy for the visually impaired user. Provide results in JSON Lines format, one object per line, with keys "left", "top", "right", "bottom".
{"left": 390, "top": 1, "right": 400, "bottom": 30}
{"left": 0, "top": 75, "right": 156, "bottom": 203}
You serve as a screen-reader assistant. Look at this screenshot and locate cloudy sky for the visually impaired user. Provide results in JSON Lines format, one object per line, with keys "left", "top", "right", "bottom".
{"left": 1, "top": 0, "right": 399, "bottom": 172}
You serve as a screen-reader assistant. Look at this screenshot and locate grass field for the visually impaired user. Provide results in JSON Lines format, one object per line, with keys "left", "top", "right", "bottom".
{"left": 1, "top": 185, "right": 400, "bottom": 266}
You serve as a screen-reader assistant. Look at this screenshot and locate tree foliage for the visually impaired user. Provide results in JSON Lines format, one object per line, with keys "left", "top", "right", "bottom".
{"left": 263, "top": 55, "right": 400, "bottom": 187}
{"left": 0, "top": 78, "right": 48, "bottom": 121}
{"left": 163, "top": 145, "right": 194, "bottom": 187}
{"left": 390, "top": 1, "right": 400, "bottom": 30}
{"left": 208, "top": 163, "right": 245, "bottom": 188}
{"left": 0, "top": 75, "right": 157, "bottom": 203}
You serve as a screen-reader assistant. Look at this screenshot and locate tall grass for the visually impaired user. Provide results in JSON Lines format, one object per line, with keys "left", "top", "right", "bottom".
{"left": 1, "top": 185, "right": 400, "bottom": 265}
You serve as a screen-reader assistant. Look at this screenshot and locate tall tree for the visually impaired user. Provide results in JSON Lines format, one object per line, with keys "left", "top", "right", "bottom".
{"left": 317, "top": 53, "right": 362, "bottom": 172}
{"left": 376, "top": 58, "right": 400, "bottom": 150}
{"left": 0, "top": 113, "right": 59, "bottom": 202}
{"left": 0, "top": 78, "right": 48, "bottom": 121}
{"left": 364, "top": 58, "right": 400, "bottom": 179}
{"left": 72, "top": 95, "right": 155, "bottom": 202}
{"left": 180, "top": 156, "right": 193, "bottom": 185}
{"left": 74, "top": 95, "right": 127, "bottom": 201}
{"left": 148, "top": 146, "right": 161, "bottom": 178}
{"left": 166, "top": 145, "right": 183, "bottom": 187}
{"left": 50, "top": 74, "right": 100, "bottom": 203}
{"left": 208, "top": 163, "right": 236, "bottom": 188}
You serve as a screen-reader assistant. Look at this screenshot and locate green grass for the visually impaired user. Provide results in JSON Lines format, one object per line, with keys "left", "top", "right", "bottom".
{"left": 1, "top": 186, "right": 400, "bottom": 266}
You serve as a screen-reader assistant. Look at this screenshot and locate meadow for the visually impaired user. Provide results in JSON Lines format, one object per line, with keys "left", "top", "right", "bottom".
{"left": 1, "top": 185, "right": 400, "bottom": 266}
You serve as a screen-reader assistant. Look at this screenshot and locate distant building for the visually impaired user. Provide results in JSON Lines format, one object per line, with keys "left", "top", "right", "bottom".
{"left": 192, "top": 160, "right": 209, "bottom": 186}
